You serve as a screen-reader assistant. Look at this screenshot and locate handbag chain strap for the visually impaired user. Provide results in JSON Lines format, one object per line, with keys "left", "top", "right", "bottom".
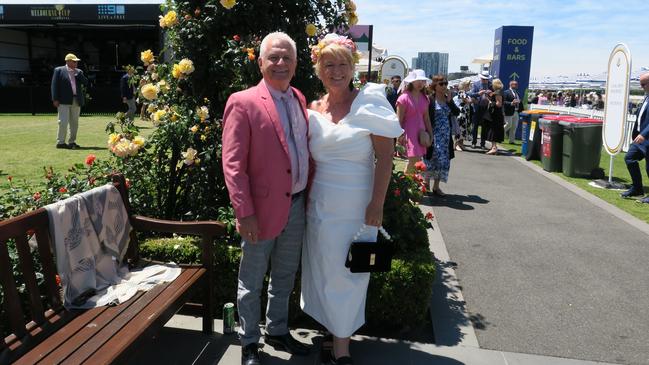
{"left": 352, "top": 224, "right": 392, "bottom": 242}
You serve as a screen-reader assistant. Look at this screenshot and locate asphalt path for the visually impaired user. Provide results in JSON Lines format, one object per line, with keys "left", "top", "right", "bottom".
{"left": 425, "top": 148, "right": 649, "bottom": 365}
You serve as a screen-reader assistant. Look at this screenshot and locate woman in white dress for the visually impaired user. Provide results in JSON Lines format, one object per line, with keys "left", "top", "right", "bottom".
{"left": 300, "top": 34, "right": 403, "bottom": 365}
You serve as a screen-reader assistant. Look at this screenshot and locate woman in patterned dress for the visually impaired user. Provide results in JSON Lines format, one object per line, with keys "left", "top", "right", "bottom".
{"left": 424, "top": 75, "right": 460, "bottom": 196}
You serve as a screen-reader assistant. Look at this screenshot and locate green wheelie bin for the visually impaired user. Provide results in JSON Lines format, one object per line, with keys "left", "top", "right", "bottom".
{"left": 540, "top": 116, "right": 572, "bottom": 172}
{"left": 559, "top": 118, "right": 603, "bottom": 177}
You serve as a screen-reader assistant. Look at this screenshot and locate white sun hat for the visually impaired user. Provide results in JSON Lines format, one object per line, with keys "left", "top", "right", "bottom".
{"left": 479, "top": 70, "right": 492, "bottom": 80}
{"left": 403, "top": 69, "right": 431, "bottom": 83}
{"left": 398, "top": 69, "right": 431, "bottom": 93}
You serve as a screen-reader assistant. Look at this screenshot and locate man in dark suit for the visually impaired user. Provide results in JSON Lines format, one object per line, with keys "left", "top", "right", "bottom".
{"left": 468, "top": 71, "right": 493, "bottom": 149}
{"left": 622, "top": 72, "right": 649, "bottom": 202}
{"left": 503, "top": 80, "right": 524, "bottom": 144}
{"left": 120, "top": 66, "right": 136, "bottom": 121}
{"left": 51, "top": 53, "right": 88, "bottom": 149}
{"left": 386, "top": 75, "right": 401, "bottom": 111}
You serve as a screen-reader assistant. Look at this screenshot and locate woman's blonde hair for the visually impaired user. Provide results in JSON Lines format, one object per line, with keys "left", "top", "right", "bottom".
{"left": 314, "top": 43, "right": 354, "bottom": 79}
{"left": 492, "top": 78, "right": 503, "bottom": 91}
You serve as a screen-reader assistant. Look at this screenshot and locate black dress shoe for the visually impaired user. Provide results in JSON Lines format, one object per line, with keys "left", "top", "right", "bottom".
{"left": 241, "top": 343, "right": 261, "bottom": 365}
{"left": 68, "top": 142, "right": 81, "bottom": 149}
{"left": 621, "top": 188, "right": 643, "bottom": 198}
{"left": 264, "top": 333, "right": 310, "bottom": 356}
{"left": 56, "top": 143, "right": 70, "bottom": 149}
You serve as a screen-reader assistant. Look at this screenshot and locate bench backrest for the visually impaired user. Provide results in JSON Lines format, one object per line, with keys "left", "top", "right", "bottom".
{"left": 0, "top": 175, "right": 134, "bottom": 359}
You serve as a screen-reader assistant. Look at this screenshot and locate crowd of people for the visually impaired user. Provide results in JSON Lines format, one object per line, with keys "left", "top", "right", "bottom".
{"left": 529, "top": 89, "right": 604, "bottom": 109}
{"left": 387, "top": 68, "right": 524, "bottom": 194}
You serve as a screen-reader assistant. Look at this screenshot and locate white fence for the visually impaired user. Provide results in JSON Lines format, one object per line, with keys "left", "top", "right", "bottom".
{"left": 529, "top": 104, "right": 637, "bottom": 153}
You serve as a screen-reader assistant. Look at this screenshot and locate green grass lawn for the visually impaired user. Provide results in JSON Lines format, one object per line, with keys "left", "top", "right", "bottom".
{"left": 0, "top": 113, "right": 151, "bottom": 190}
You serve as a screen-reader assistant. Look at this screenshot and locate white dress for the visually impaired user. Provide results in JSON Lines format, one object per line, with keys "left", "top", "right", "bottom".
{"left": 300, "top": 83, "right": 403, "bottom": 337}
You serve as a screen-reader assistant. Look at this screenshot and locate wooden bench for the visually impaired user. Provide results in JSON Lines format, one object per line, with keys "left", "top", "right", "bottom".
{"left": 0, "top": 174, "right": 225, "bottom": 364}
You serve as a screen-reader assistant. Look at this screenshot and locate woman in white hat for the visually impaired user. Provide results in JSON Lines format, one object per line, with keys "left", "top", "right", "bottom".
{"left": 396, "top": 69, "right": 432, "bottom": 173}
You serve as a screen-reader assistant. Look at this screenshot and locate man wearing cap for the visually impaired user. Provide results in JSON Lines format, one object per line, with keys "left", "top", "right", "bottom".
{"left": 51, "top": 53, "right": 88, "bottom": 149}
{"left": 622, "top": 71, "right": 649, "bottom": 203}
{"left": 469, "top": 71, "right": 493, "bottom": 149}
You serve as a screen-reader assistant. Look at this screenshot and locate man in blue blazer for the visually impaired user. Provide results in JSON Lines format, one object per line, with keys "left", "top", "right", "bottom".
{"left": 51, "top": 53, "right": 88, "bottom": 149}
{"left": 622, "top": 72, "right": 649, "bottom": 202}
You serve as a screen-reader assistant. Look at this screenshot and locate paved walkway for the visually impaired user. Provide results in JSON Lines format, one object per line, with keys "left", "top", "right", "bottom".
{"left": 130, "top": 149, "right": 649, "bottom": 365}
{"left": 129, "top": 315, "right": 615, "bottom": 364}
{"left": 425, "top": 148, "right": 649, "bottom": 365}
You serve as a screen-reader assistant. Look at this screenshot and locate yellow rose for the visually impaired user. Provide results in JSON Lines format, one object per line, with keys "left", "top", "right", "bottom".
{"left": 147, "top": 104, "right": 157, "bottom": 113}
{"left": 158, "top": 16, "right": 167, "bottom": 28}
{"left": 132, "top": 136, "right": 146, "bottom": 147}
{"left": 190, "top": 125, "right": 199, "bottom": 133}
{"left": 112, "top": 139, "right": 131, "bottom": 158}
{"left": 200, "top": 134, "right": 207, "bottom": 142}
{"left": 140, "top": 49, "right": 155, "bottom": 65}
{"left": 108, "top": 133, "right": 120, "bottom": 146}
{"left": 220, "top": 0, "right": 237, "bottom": 9}
{"left": 152, "top": 109, "right": 167, "bottom": 124}
{"left": 127, "top": 142, "right": 140, "bottom": 156}
{"left": 348, "top": 11, "right": 358, "bottom": 26}
{"left": 178, "top": 58, "right": 195, "bottom": 75}
{"left": 140, "top": 83, "right": 158, "bottom": 101}
{"left": 182, "top": 148, "right": 198, "bottom": 165}
{"left": 172, "top": 64, "right": 182, "bottom": 79}
{"left": 157, "top": 80, "right": 170, "bottom": 93}
{"left": 197, "top": 106, "right": 209, "bottom": 121}
{"left": 170, "top": 113, "right": 179, "bottom": 122}
{"left": 163, "top": 11, "right": 178, "bottom": 27}
{"left": 346, "top": 0, "right": 357, "bottom": 11}
{"left": 305, "top": 23, "right": 317, "bottom": 37}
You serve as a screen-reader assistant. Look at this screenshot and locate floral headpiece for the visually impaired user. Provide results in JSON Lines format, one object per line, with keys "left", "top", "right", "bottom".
{"left": 310, "top": 33, "right": 361, "bottom": 65}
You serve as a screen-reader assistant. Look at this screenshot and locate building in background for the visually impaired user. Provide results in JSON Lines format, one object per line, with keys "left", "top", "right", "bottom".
{"left": 411, "top": 52, "right": 448, "bottom": 77}
{"left": 411, "top": 57, "right": 418, "bottom": 70}
{"left": 0, "top": 1, "right": 162, "bottom": 113}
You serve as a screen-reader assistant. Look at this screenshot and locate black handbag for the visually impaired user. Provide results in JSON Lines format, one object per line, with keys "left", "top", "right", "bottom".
{"left": 345, "top": 225, "right": 393, "bottom": 273}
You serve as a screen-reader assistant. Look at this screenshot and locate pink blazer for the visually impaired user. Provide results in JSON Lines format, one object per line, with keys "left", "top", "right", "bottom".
{"left": 222, "top": 80, "right": 309, "bottom": 240}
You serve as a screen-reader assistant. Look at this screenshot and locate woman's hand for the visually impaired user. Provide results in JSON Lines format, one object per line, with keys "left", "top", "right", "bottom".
{"left": 365, "top": 200, "right": 383, "bottom": 227}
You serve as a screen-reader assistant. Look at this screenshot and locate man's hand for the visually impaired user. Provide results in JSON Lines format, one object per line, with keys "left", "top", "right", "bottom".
{"left": 53, "top": 100, "right": 59, "bottom": 108}
{"left": 237, "top": 215, "right": 260, "bottom": 243}
{"left": 633, "top": 134, "right": 646, "bottom": 144}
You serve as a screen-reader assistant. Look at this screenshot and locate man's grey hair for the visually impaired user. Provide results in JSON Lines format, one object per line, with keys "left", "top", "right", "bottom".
{"left": 259, "top": 32, "right": 297, "bottom": 59}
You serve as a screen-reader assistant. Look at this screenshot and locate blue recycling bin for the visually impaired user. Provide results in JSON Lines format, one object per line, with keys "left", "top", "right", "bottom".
{"left": 519, "top": 112, "right": 531, "bottom": 156}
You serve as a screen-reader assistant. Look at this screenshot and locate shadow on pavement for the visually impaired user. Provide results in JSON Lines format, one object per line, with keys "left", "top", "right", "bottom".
{"left": 431, "top": 257, "right": 490, "bottom": 346}
{"left": 422, "top": 194, "right": 489, "bottom": 210}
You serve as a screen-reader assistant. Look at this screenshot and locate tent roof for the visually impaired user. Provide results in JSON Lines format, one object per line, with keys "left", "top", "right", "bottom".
{"left": 472, "top": 54, "right": 493, "bottom": 64}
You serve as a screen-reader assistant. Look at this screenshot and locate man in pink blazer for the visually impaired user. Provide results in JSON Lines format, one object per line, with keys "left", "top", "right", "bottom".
{"left": 222, "top": 32, "right": 310, "bottom": 365}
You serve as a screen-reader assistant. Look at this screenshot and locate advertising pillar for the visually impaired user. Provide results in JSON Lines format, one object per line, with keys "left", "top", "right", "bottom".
{"left": 491, "top": 26, "right": 534, "bottom": 105}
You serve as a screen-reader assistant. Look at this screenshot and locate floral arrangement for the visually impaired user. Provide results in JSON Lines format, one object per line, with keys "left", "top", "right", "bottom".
{"left": 310, "top": 33, "right": 361, "bottom": 65}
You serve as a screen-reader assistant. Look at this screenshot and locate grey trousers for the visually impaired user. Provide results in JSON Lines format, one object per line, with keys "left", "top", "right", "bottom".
{"left": 504, "top": 111, "right": 519, "bottom": 143}
{"left": 125, "top": 98, "right": 137, "bottom": 121}
{"left": 56, "top": 99, "right": 80, "bottom": 144}
{"left": 237, "top": 193, "right": 305, "bottom": 346}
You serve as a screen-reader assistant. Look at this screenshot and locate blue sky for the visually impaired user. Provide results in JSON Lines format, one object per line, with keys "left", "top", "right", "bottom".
{"left": 354, "top": 0, "right": 647, "bottom": 77}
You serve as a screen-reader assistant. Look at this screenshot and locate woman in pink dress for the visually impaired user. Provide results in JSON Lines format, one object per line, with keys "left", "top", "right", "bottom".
{"left": 396, "top": 69, "right": 432, "bottom": 174}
